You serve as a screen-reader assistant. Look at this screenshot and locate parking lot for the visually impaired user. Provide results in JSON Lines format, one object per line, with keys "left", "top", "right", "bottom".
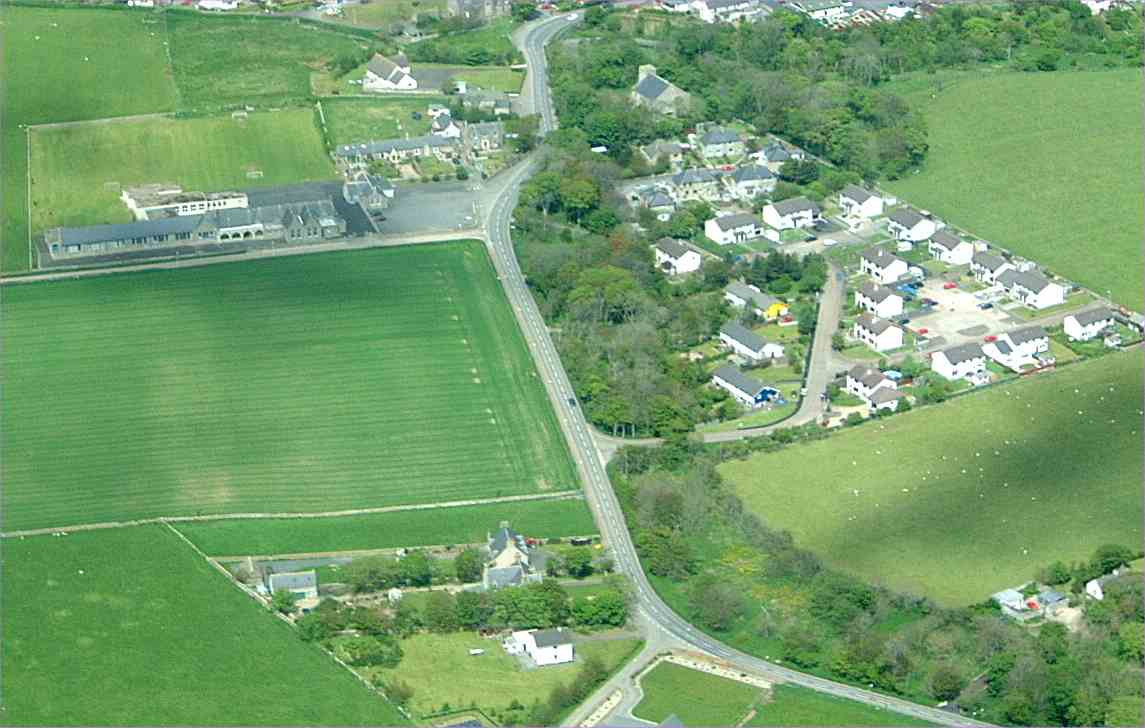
{"left": 379, "top": 181, "right": 482, "bottom": 235}
{"left": 903, "top": 278, "right": 1015, "bottom": 348}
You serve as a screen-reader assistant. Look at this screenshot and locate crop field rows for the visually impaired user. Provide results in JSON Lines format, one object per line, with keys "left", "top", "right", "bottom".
{"left": 2, "top": 243, "right": 578, "bottom": 531}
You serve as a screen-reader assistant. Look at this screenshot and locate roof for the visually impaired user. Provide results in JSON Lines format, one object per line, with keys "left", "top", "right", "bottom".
{"left": 860, "top": 247, "right": 905, "bottom": 269}
{"left": 268, "top": 571, "right": 317, "bottom": 591}
{"left": 713, "top": 364, "right": 767, "bottom": 397}
{"left": 490, "top": 526, "right": 521, "bottom": 556}
{"left": 938, "top": 342, "right": 985, "bottom": 365}
{"left": 701, "top": 127, "right": 741, "bottom": 145}
{"left": 366, "top": 54, "right": 408, "bottom": 84}
{"left": 712, "top": 212, "right": 759, "bottom": 231}
{"left": 929, "top": 229, "right": 965, "bottom": 251}
{"left": 725, "top": 281, "right": 778, "bottom": 310}
{"left": 992, "top": 340, "right": 1013, "bottom": 355}
{"left": 1038, "top": 589, "right": 1067, "bottom": 605}
{"left": 732, "top": 165, "right": 773, "bottom": 183}
{"left": 531, "top": 628, "right": 571, "bottom": 648}
{"left": 972, "top": 251, "right": 1009, "bottom": 272}
{"left": 1008, "top": 325, "right": 1049, "bottom": 345}
{"left": 335, "top": 135, "right": 459, "bottom": 156}
{"left": 887, "top": 207, "right": 926, "bottom": 229}
{"left": 992, "top": 588, "right": 1025, "bottom": 607}
{"left": 855, "top": 312, "right": 896, "bottom": 335}
{"left": 469, "top": 121, "right": 503, "bottom": 139}
{"left": 655, "top": 237, "right": 695, "bottom": 259}
{"left": 642, "top": 190, "right": 674, "bottom": 208}
{"left": 1071, "top": 307, "right": 1116, "bottom": 326}
{"left": 858, "top": 281, "right": 899, "bottom": 303}
{"left": 635, "top": 73, "right": 670, "bottom": 101}
{"left": 801, "top": 0, "right": 844, "bottom": 10}
{"left": 644, "top": 140, "right": 683, "bottom": 157}
{"left": 771, "top": 196, "right": 817, "bottom": 217}
{"left": 840, "top": 184, "right": 875, "bottom": 204}
{"left": 869, "top": 387, "right": 907, "bottom": 404}
{"left": 997, "top": 268, "right": 1054, "bottom": 294}
{"left": 672, "top": 168, "right": 716, "bottom": 185}
{"left": 848, "top": 364, "right": 887, "bottom": 389}
{"left": 763, "top": 143, "right": 790, "bottom": 161}
{"left": 720, "top": 320, "right": 767, "bottom": 352}
{"left": 486, "top": 566, "right": 523, "bottom": 588}
{"left": 50, "top": 215, "right": 204, "bottom": 246}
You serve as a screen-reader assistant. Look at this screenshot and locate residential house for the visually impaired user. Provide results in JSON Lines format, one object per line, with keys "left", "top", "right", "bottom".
{"left": 659, "top": 0, "right": 693, "bottom": 12}
{"left": 1006, "top": 325, "right": 1051, "bottom": 356}
{"left": 694, "top": 0, "right": 759, "bottom": 23}
{"left": 448, "top": 0, "right": 511, "bottom": 19}
{"left": 853, "top": 313, "right": 904, "bottom": 352}
{"left": 983, "top": 325, "right": 1053, "bottom": 372}
{"left": 760, "top": 142, "right": 800, "bottom": 167}
{"left": 631, "top": 65, "right": 693, "bottom": 116}
{"left": 341, "top": 171, "right": 393, "bottom": 211}
{"left": 724, "top": 281, "right": 788, "bottom": 319}
{"left": 970, "top": 251, "right": 1014, "bottom": 285}
{"left": 868, "top": 386, "right": 908, "bottom": 412}
{"left": 460, "top": 89, "right": 512, "bottom": 115}
{"left": 844, "top": 364, "right": 898, "bottom": 408}
{"left": 431, "top": 113, "right": 462, "bottom": 139}
{"left": 266, "top": 570, "right": 319, "bottom": 601}
{"left": 466, "top": 121, "right": 505, "bottom": 156}
{"left": 761, "top": 196, "right": 820, "bottom": 230}
{"left": 705, "top": 212, "right": 763, "bottom": 245}
{"left": 728, "top": 165, "right": 775, "bottom": 200}
{"left": 653, "top": 237, "right": 703, "bottom": 276}
{"left": 854, "top": 281, "right": 903, "bottom": 319}
{"left": 927, "top": 229, "right": 974, "bottom": 266}
{"left": 1085, "top": 568, "right": 1126, "bottom": 601}
{"left": 638, "top": 188, "right": 676, "bottom": 220}
{"left": 886, "top": 208, "right": 937, "bottom": 242}
{"left": 1064, "top": 307, "right": 1116, "bottom": 341}
{"left": 711, "top": 364, "right": 782, "bottom": 408}
{"left": 699, "top": 127, "right": 745, "bottom": 159}
{"left": 838, "top": 184, "right": 883, "bottom": 219}
{"left": 640, "top": 140, "right": 685, "bottom": 168}
{"left": 335, "top": 135, "right": 461, "bottom": 164}
{"left": 503, "top": 629, "right": 574, "bottom": 666}
{"left": 996, "top": 269, "right": 1066, "bottom": 310}
{"left": 363, "top": 54, "right": 417, "bottom": 92}
{"left": 930, "top": 343, "right": 987, "bottom": 382}
{"left": 483, "top": 523, "right": 540, "bottom": 590}
{"left": 796, "top": 0, "right": 847, "bottom": 22}
{"left": 719, "top": 320, "right": 784, "bottom": 361}
{"left": 859, "top": 247, "right": 909, "bottom": 285}
{"left": 669, "top": 168, "right": 721, "bottom": 202}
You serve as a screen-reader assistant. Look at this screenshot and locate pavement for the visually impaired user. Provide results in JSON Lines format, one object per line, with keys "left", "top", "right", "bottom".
{"left": 379, "top": 180, "right": 484, "bottom": 235}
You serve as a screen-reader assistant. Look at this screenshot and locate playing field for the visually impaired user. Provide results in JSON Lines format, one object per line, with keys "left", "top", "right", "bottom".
{"left": 885, "top": 69, "right": 1144, "bottom": 307}
{"left": 2, "top": 242, "right": 579, "bottom": 531}
{"left": 721, "top": 352, "right": 1144, "bottom": 606}
{"left": 180, "top": 498, "right": 599, "bottom": 556}
{"left": 322, "top": 96, "right": 448, "bottom": 146}
{"left": 2, "top": 525, "right": 409, "bottom": 725}
{"left": 327, "top": 0, "right": 448, "bottom": 28}
{"left": 28, "top": 110, "right": 335, "bottom": 231}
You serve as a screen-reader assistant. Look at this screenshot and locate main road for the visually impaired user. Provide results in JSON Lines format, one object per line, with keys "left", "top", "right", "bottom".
{"left": 485, "top": 13, "right": 991, "bottom": 727}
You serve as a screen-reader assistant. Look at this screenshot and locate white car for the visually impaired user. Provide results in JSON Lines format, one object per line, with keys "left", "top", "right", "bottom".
{"left": 822, "top": 238, "right": 839, "bottom": 247}
{"left": 566, "top": 14, "right": 578, "bottom": 20}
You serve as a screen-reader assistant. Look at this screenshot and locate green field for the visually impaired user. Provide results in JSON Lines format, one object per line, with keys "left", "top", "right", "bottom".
{"left": 180, "top": 498, "right": 598, "bottom": 556}
{"left": 2, "top": 525, "right": 408, "bottom": 725}
{"left": 29, "top": 110, "right": 335, "bottom": 231}
{"left": 721, "top": 352, "right": 1144, "bottom": 605}
{"left": 886, "top": 69, "right": 1144, "bottom": 307}
{"left": 328, "top": 0, "right": 448, "bottom": 28}
{"left": 2, "top": 242, "right": 578, "bottom": 531}
{"left": 430, "top": 64, "right": 525, "bottom": 94}
{"left": 371, "top": 632, "right": 641, "bottom": 716}
{"left": 746, "top": 685, "right": 932, "bottom": 726}
{"left": 322, "top": 96, "right": 447, "bottom": 145}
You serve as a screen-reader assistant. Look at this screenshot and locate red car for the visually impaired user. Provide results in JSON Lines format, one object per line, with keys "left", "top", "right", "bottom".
{"left": 984, "top": 335, "right": 998, "bottom": 343}
{"left": 943, "top": 282, "right": 958, "bottom": 290}
{"left": 916, "top": 328, "right": 928, "bottom": 335}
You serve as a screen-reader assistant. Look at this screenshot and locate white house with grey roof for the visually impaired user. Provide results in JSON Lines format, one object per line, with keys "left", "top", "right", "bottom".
{"left": 483, "top": 523, "right": 540, "bottom": 590}
{"left": 796, "top": 0, "right": 847, "bottom": 22}
{"left": 653, "top": 238, "right": 703, "bottom": 276}
{"left": 844, "top": 364, "right": 904, "bottom": 411}
{"left": 859, "top": 247, "right": 909, "bottom": 285}
{"left": 699, "top": 127, "right": 745, "bottom": 159}
{"left": 465, "top": 121, "right": 504, "bottom": 157}
{"left": 854, "top": 281, "right": 903, "bottom": 318}
{"left": 719, "top": 320, "right": 784, "bottom": 361}
{"left": 930, "top": 343, "right": 987, "bottom": 382}
{"left": 970, "top": 251, "right": 1014, "bottom": 284}
{"left": 638, "top": 187, "right": 676, "bottom": 220}
{"left": 983, "top": 326, "right": 1051, "bottom": 372}
{"left": 838, "top": 184, "right": 883, "bottom": 219}
{"left": 363, "top": 53, "right": 417, "bottom": 92}
{"left": 1064, "top": 308, "right": 1116, "bottom": 341}
{"left": 853, "top": 313, "right": 904, "bottom": 352}
{"left": 631, "top": 65, "right": 693, "bottom": 116}
{"left": 996, "top": 269, "right": 1066, "bottom": 310}
{"left": 705, "top": 212, "right": 764, "bottom": 245}
{"left": 670, "top": 168, "right": 721, "bottom": 202}
{"left": 711, "top": 364, "right": 782, "bottom": 408}
{"left": 886, "top": 208, "right": 937, "bottom": 242}
{"left": 504, "top": 628, "right": 574, "bottom": 666}
{"left": 724, "top": 281, "right": 788, "bottom": 319}
{"left": 728, "top": 165, "right": 775, "bottom": 200}
{"left": 927, "top": 229, "right": 975, "bottom": 266}
{"left": 762, "top": 196, "right": 820, "bottom": 230}
{"left": 693, "top": 0, "right": 759, "bottom": 23}
{"left": 335, "top": 135, "right": 461, "bottom": 164}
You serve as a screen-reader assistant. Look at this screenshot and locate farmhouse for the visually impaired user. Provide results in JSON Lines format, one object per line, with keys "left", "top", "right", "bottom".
{"left": 483, "top": 523, "right": 540, "bottom": 590}
{"left": 886, "top": 207, "right": 937, "bottom": 242}
{"left": 705, "top": 212, "right": 763, "bottom": 245}
{"left": 699, "top": 127, "right": 745, "bottom": 159}
{"left": 363, "top": 54, "right": 418, "bottom": 92}
{"left": 838, "top": 184, "right": 883, "bottom": 219}
{"left": 711, "top": 364, "right": 782, "bottom": 408}
{"left": 761, "top": 196, "right": 820, "bottom": 230}
{"left": 669, "top": 168, "right": 721, "bottom": 201}
{"left": 927, "top": 229, "right": 974, "bottom": 266}
{"left": 503, "top": 628, "right": 574, "bottom": 667}
{"left": 724, "top": 281, "right": 788, "bottom": 319}
{"left": 266, "top": 570, "right": 318, "bottom": 600}
{"left": 995, "top": 269, "right": 1066, "bottom": 310}
{"left": 719, "top": 320, "right": 784, "bottom": 361}
{"left": 970, "top": 251, "right": 1014, "bottom": 284}
{"left": 859, "top": 247, "right": 909, "bottom": 285}
{"left": 640, "top": 140, "right": 685, "bottom": 168}
{"left": 1064, "top": 307, "right": 1116, "bottom": 341}
{"left": 930, "top": 343, "right": 987, "bottom": 382}
{"left": 632, "top": 65, "right": 693, "bottom": 116}
{"left": 854, "top": 281, "right": 903, "bottom": 318}
{"left": 853, "top": 313, "right": 904, "bottom": 352}
{"left": 728, "top": 165, "right": 775, "bottom": 200}
{"left": 653, "top": 238, "right": 703, "bottom": 276}
{"left": 335, "top": 135, "right": 461, "bottom": 164}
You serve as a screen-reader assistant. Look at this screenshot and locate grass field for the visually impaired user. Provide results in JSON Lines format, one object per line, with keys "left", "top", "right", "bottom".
{"left": 721, "top": 352, "right": 1144, "bottom": 605}
{"left": 370, "top": 632, "right": 642, "bottom": 716}
{"left": 322, "top": 96, "right": 448, "bottom": 145}
{"left": 885, "top": 69, "right": 1144, "bottom": 307}
{"left": 2, "top": 242, "right": 578, "bottom": 531}
{"left": 746, "top": 685, "right": 933, "bottom": 726}
{"left": 2, "top": 525, "right": 408, "bottom": 725}
{"left": 429, "top": 64, "right": 525, "bottom": 93}
{"left": 2, "top": 128, "right": 31, "bottom": 274}
{"left": 328, "top": 0, "right": 448, "bottom": 28}
{"left": 29, "top": 110, "right": 335, "bottom": 231}
{"left": 180, "top": 498, "right": 598, "bottom": 556}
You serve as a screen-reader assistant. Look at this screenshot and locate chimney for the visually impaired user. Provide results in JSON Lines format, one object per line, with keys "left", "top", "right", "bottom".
{"left": 638, "top": 64, "right": 657, "bottom": 81}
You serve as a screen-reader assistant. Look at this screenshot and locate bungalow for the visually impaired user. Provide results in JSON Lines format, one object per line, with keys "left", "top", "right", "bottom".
{"left": 640, "top": 140, "right": 685, "bottom": 168}
{"left": 996, "top": 269, "right": 1066, "bottom": 310}
{"left": 670, "top": 168, "right": 721, "bottom": 202}
{"left": 886, "top": 208, "right": 937, "bottom": 242}
{"left": 927, "top": 229, "right": 974, "bottom": 266}
{"left": 711, "top": 364, "right": 782, "bottom": 408}
{"left": 859, "top": 247, "right": 909, "bottom": 285}
{"left": 705, "top": 212, "right": 763, "bottom": 245}
{"left": 724, "top": 281, "right": 788, "bottom": 319}
{"left": 854, "top": 281, "right": 903, "bottom": 318}
{"left": 728, "top": 165, "right": 775, "bottom": 200}
{"left": 844, "top": 364, "right": 896, "bottom": 403}
{"left": 699, "top": 127, "right": 745, "bottom": 159}
{"left": 334, "top": 135, "right": 461, "bottom": 164}
{"left": 760, "top": 142, "right": 802, "bottom": 167}
{"left": 838, "top": 184, "right": 883, "bottom": 219}
{"left": 970, "top": 251, "right": 1014, "bottom": 285}
{"left": 504, "top": 629, "right": 574, "bottom": 667}
{"left": 632, "top": 65, "right": 693, "bottom": 116}
{"left": 719, "top": 320, "right": 784, "bottom": 361}
{"left": 1064, "top": 307, "right": 1116, "bottom": 341}
{"left": 930, "top": 343, "right": 987, "bottom": 382}
{"left": 853, "top": 313, "right": 904, "bottom": 352}
{"left": 761, "top": 196, "right": 820, "bottom": 230}
{"left": 653, "top": 237, "right": 703, "bottom": 276}
{"left": 363, "top": 53, "right": 418, "bottom": 92}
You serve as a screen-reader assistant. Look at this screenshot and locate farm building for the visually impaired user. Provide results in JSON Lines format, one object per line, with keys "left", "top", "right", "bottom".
{"left": 761, "top": 196, "right": 820, "bottom": 230}
{"left": 838, "top": 184, "right": 883, "bottom": 219}
{"left": 854, "top": 281, "right": 903, "bottom": 318}
{"left": 1064, "top": 308, "right": 1116, "bottom": 341}
{"left": 503, "top": 628, "right": 574, "bottom": 666}
{"left": 266, "top": 570, "right": 318, "bottom": 600}
{"left": 724, "top": 281, "right": 788, "bottom": 319}
{"left": 930, "top": 343, "right": 987, "bottom": 382}
{"left": 719, "top": 321, "right": 784, "bottom": 361}
{"left": 927, "top": 229, "right": 975, "bottom": 266}
{"left": 853, "top": 313, "right": 904, "bottom": 352}
{"left": 711, "top": 365, "right": 782, "bottom": 409}
{"left": 363, "top": 54, "right": 418, "bottom": 93}
{"left": 653, "top": 238, "right": 703, "bottom": 276}
{"left": 859, "top": 247, "right": 909, "bottom": 285}
{"left": 705, "top": 213, "right": 764, "bottom": 245}
{"left": 1085, "top": 568, "right": 1127, "bottom": 601}
{"left": 970, "top": 251, "right": 1014, "bottom": 284}
{"left": 995, "top": 269, "right": 1066, "bottom": 310}
{"left": 886, "top": 207, "right": 937, "bottom": 242}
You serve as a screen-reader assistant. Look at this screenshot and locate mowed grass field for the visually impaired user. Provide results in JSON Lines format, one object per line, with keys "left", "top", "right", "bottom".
{"left": 886, "top": 69, "right": 1144, "bottom": 307}
{"left": 180, "top": 498, "right": 598, "bottom": 556}
{"left": 427, "top": 64, "right": 525, "bottom": 94}
{"left": 721, "top": 352, "right": 1144, "bottom": 606}
{"left": 29, "top": 110, "right": 335, "bottom": 231}
{"left": 2, "top": 525, "right": 408, "bottom": 725}
{"left": 2, "top": 242, "right": 579, "bottom": 531}
{"left": 328, "top": 0, "right": 448, "bottom": 28}
{"left": 322, "top": 96, "right": 447, "bottom": 146}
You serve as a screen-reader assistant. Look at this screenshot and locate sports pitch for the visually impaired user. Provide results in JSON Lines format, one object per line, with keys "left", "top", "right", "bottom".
{"left": 2, "top": 242, "right": 579, "bottom": 532}
{"left": 322, "top": 96, "right": 448, "bottom": 146}
{"left": 721, "top": 352, "right": 1144, "bottom": 606}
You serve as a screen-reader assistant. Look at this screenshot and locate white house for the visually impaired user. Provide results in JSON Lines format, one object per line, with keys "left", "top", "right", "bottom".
{"left": 838, "top": 184, "right": 883, "bottom": 219}
{"left": 886, "top": 208, "right": 937, "bottom": 242}
{"left": 930, "top": 343, "right": 987, "bottom": 382}
{"left": 762, "top": 196, "right": 820, "bottom": 230}
{"left": 430, "top": 113, "right": 462, "bottom": 139}
{"left": 868, "top": 386, "right": 908, "bottom": 412}
{"left": 927, "top": 229, "right": 974, "bottom": 266}
{"left": 1085, "top": 568, "right": 1126, "bottom": 601}
{"left": 698, "top": 127, "right": 745, "bottom": 159}
{"left": 504, "top": 629, "right": 574, "bottom": 666}
{"left": 266, "top": 571, "right": 319, "bottom": 609}
{"left": 659, "top": 0, "right": 694, "bottom": 13}
{"left": 797, "top": 0, "right": 847, "bottom": 22}
{"left": 653, "top": 238, "right": 703, "bottom": 276}
{"left": 128, "top": 0, "right": 156, "bottom": 7}
{"left": 719, "top": 320, "right": 784, "bottom": 361}
{"left": 198, "top": 0, "right": 238, "bottom": 9}
{"left": 728, "top": 165, "right": 775, "bottom": 200}
{"left": 670, "top": 168, "right": 721, "bottom": 202}
{"left": 983, "top": 326, "right": 1051, "bottom": 372}
{"left": 853, "top": 313, "right": 904, "bottom": 352}
{"left": 1064, "top": 307, "right": 1116, "bottom": 341}
{"left": 996, "top": 269, "right": 1066, "bottom": 310}
{"left": 724, "top": 281, "right": 788, "bottom": 319}
{"left": 705, "top": 212, "right": 763, "bottom": 245}
{"left": 844, "top": 364, "right": 901, "bottom": 410}
{"left": 363, "top": 54, "right": 418, "bottom": 92}
{"left": 970, "top": 251, "right": 1014, "bottom": 285}
{"left": 854, "top": 281, "right": 903, "bottom": 319}
{"left": 694, "top": 0, "right": 758, "bottom": 24}
{"left": 712, "top": 364, "right": 782, "bottom": 408}
{"left": 859, "top": 247, "right": 909, "bottom": 285}
{"left": 637, "top": 187, "right": 676, "bottom": 221}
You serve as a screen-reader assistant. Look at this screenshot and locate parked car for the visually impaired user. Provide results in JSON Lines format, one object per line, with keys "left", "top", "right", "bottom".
{"left": 922, "top": 297, "right": 938, "bottom": 306}
{"left": 916, "top": 328, "right": 928, "bottom": 335}
{"left": 978, "top": 302, "right": 994, "bottom": 310}
{"left": 984, "top": 335, "right": 998, "bottom": 343}
{"left": 823, "top": 238, "right": 839, "bottom": 247}
{"left": 897, "top": 317, "right": 911, "bottom": 325}
{"left": 943, "top": 282, "right": 958, "bottom": 290}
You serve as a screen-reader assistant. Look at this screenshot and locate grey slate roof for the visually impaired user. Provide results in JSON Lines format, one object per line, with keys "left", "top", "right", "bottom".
{"left": 860, "top": 247, "right": 904, "bottom": 269}
{"left": 1071, "top": 307, "right": 1116, "bottom": 326}
{"left": 713, "top": 364, "right": 766, "bottom": 397}
{"left": 771, "top": 196, "right": 818, "bottom": 217}
{"left": 532, "top": 628, "right": 571, "bottom": 648}
{"left": 997, "top": 268, "right": 1054, "bottom": 293}
{"left": 486, "top": 566, "right": 523, "bottom": 588}
{"left": 840, "top": 184, "right": 875, "bottom": 204}
{"left": 888, "top": 207, "right": 926, "bottom": 229}
{"left": 672, "top": 168, "right": 716, "bottom": 185}
{"left": 51, "top": 215, "right": 203, "bottom": 246}
{"left": 720, "top": 320, "right": 767, "bottom": 352}
{"left": 858, "top": 281, "right": 899, "bottom": 303}
{"left": 972, "top": 251, "right": 1009, "bottom": 272}
{"left": 732, "top": 165, "right": 774, "bottom": 183}
{"left": 642, "top": 190, "right": 675, "bottom": 208}
{"left": 763, "top": 143, "right": 790, "bottom": 162}
{"left": 268, "top": 571, "right": 317, "bottom": 591}
{"left": 993, "top": 340, "right": 1013, "bottom": 355}
{"left": 655, "top": 237, "right": 693, "bottom": 259}
{"left": 855, "top": 312, "right": 896, "bottom": 335}
{"left": 848, "top": 364, "right": 887, "bottom": 389}
{"left": 490, "top": 526, "right": 521, "bottom": 557}
{"left": 335, "top": 135, "right": 459, "bottom": 157}
{"left": 701, "top": 127, "right": 741, "bottom": 145}
{"left": 635, "top": 74, "right": 670, "bottom": 101}
{"left": 869, "top": 387, "right": 906, "bottom": 405}
{"left": 939, "top": 342, "right": 985, "bottom": 364}
{"left": 725, "top": 281, "right": 778, "bottom": 310}
{"left": 712, "top": 212, "right": 759, "bottom": 231}
{"left": 929, "top": 228, "right": 965, "bottom": 250}
{"left": 1008, "top": 325, "right": 1048, "bottom": 345}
